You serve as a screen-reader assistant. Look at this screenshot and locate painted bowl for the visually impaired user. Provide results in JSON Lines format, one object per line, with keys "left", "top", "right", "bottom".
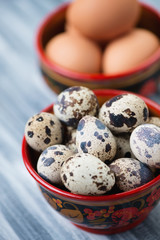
{"left": 22, "top": 89, "right": 160, "bottom": 235}
{"left": 35, "top": 2, "right": 160, "bottom": 95}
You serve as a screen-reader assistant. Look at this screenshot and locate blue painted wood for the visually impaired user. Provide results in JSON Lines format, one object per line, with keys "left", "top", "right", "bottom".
{"left": 0, "top": 0, "right": 159, "bottom": 239}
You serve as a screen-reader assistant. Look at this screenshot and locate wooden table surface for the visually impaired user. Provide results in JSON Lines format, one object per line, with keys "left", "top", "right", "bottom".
{"left": 0, "top": 0, "right": 160, "bottom": 239}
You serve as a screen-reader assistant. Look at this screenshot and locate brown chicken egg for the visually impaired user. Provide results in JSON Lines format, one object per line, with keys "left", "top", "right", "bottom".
{"left": 102, "top": 28, "right": 160, "bottom": 74}
{"left": 66, "top": 0, "right": 141, "bottom": 42}
{"left": 45, "top": 32, "right": 102, "bottom": 73}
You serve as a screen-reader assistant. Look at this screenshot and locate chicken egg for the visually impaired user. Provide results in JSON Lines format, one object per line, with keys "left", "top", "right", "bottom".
{"left": 66, "top": 0, "right": 140, "bottom": 42}
{"left": 102, "top": 28, "right": 159, "bottom": 74}
{"left": 45, "top": 32, "right": 102, "bottom": 73}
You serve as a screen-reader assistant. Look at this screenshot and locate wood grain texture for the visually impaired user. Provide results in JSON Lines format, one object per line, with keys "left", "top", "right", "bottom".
{"left": 0, "top": 0, "right": 159, "bottom": 239}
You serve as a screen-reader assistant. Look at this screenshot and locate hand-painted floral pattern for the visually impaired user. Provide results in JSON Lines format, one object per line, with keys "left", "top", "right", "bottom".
{"left": 84, "top": 207, "right": 115, "bottom": 220}
{"left": 39, "top": 185, "right": 160, "bottom": 231}
{"left": 53, "top": 198, "right": 63, "bottom": 208}
{"left": 112, "top": 207, "right": 139, "bottom": 226}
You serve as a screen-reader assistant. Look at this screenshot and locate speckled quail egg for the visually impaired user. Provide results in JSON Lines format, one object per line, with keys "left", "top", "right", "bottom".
{"left": 115, "top": 134, "right": 135, "bottom": 159}
{"left": 76, "top": 115, "right": 117, "bottom": 162}
{"left": 37, "top": 145, "right": 74, "bottom": 185}
{"left": 53, "top": 86, "right": 99, "bottom": 128}
{"left": 99, "top": 94, "right": 149, "bottom": 134}
{"left": 147, "top": 116, "right": 160, "bottom": 127}
{"left": 66, "top": 129, "right": 78, "bottom": 153}
{"left": 110, "top": 158, "right": 153, "bottom": 192}
{"left": 130, "top": 124, "right": 160, "bottom": 168}
{"left": 60, "top": 153, "right": 115, "bottom": 195}
{"left": 25, "top": 112, "right": 63, "bottom": 152}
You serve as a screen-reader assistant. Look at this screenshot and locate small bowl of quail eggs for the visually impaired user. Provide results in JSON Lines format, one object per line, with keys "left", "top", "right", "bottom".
{"left": 22, "top": 87, "right": 160, "bottom": 234}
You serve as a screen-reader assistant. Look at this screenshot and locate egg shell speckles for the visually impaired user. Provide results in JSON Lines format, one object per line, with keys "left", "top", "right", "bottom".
{"left": 53, "top": 86, "right": 99, "bottom": 128}
{"left": 130, "top": 124, "right": 160, "bottom": 168}
{"left": 60, "top": 153, "right": 115, "bottom": 195}
{"left": 76, "top": 115, "right": 117, "bottom": 162}
{"left": 99, "top": 94, "right": 149, "bottom": 133}
{"left": 37, "top": 145, "right": 74, "bottom": 185}
{"left": 25, "top": 112, "right": 63, "bottom": 152}
{"left": 110, "top": 158, "right": 153, "bottom": 192}
{"left": 115, "top": 134, "right": 135, "bottom": 159}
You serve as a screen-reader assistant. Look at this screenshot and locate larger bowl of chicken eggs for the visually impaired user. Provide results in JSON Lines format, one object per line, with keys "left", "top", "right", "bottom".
{"left": 22, "top": 86, "right": 160, "bottom": 234}
{"left": 36, "top": 0, "right": 160, "bottom": 95}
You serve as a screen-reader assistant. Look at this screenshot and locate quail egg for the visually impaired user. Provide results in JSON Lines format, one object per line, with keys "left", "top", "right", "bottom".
{"left": 99, "top": 94, "right": 149, "bottom": 133}
{"left": 110, "top": 158, "right": 153, "bottom": 192}
{"left": 130, "top": 124, "right": 160, "bottom": 168}
{"left": 147, "top": 116, "right": 160, "bottom": 127}
{"left": 60, "top": 153, "right": 115, "bottom": 195}
{"left": 37, "top": 144, "right": 73, "bottom": 185}
{"left": 66, "top": 128, "right": 78, "bottom": 153}
{"left": 25, "top": 112, "right": 63, "bottom": 152}
{"left": 76, "top": 115, "right": 117, "bottom": 162}
{"left": 53, "top": 86, "right": 99, "bottom": 128}
{"left": 115, "top": 134, "right": 135, "bottom": 159}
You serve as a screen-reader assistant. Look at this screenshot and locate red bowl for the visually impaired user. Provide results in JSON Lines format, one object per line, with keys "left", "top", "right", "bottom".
{"left": 22, "top": 89, "right": 160, "bottom": 234}
{"left": 36, "top": 2, "right": 160, "bottom": 95}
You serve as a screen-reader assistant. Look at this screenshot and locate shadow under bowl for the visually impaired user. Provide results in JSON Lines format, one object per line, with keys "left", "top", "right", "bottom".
{"left": 22, "top": 89, "right": 160, "bottom": 234}
{"left": 35, "top": 2, "right": 160, "bottom": 95}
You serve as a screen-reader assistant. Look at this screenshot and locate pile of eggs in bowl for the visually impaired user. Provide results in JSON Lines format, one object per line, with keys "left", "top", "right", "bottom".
{"left": 45, "top": 0, "right": 159, "bottom": 75}
{"left": 24, "top": 86, "right": 160, "bottom": 196}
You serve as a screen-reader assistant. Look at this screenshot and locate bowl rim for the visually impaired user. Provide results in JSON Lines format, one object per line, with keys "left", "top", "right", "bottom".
{"left": 35, "top": 2, "right": 160, "bottom": 82}
{"left": 22, "top": 89, "right": 160, "bottom": 202}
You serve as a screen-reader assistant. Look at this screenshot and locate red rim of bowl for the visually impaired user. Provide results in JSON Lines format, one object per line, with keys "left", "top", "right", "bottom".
{"left": 22, "top": 89, "right": 160, "bottom": 202}
{"left": 35, "top": 2, "right": 160, "bottom": 82}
